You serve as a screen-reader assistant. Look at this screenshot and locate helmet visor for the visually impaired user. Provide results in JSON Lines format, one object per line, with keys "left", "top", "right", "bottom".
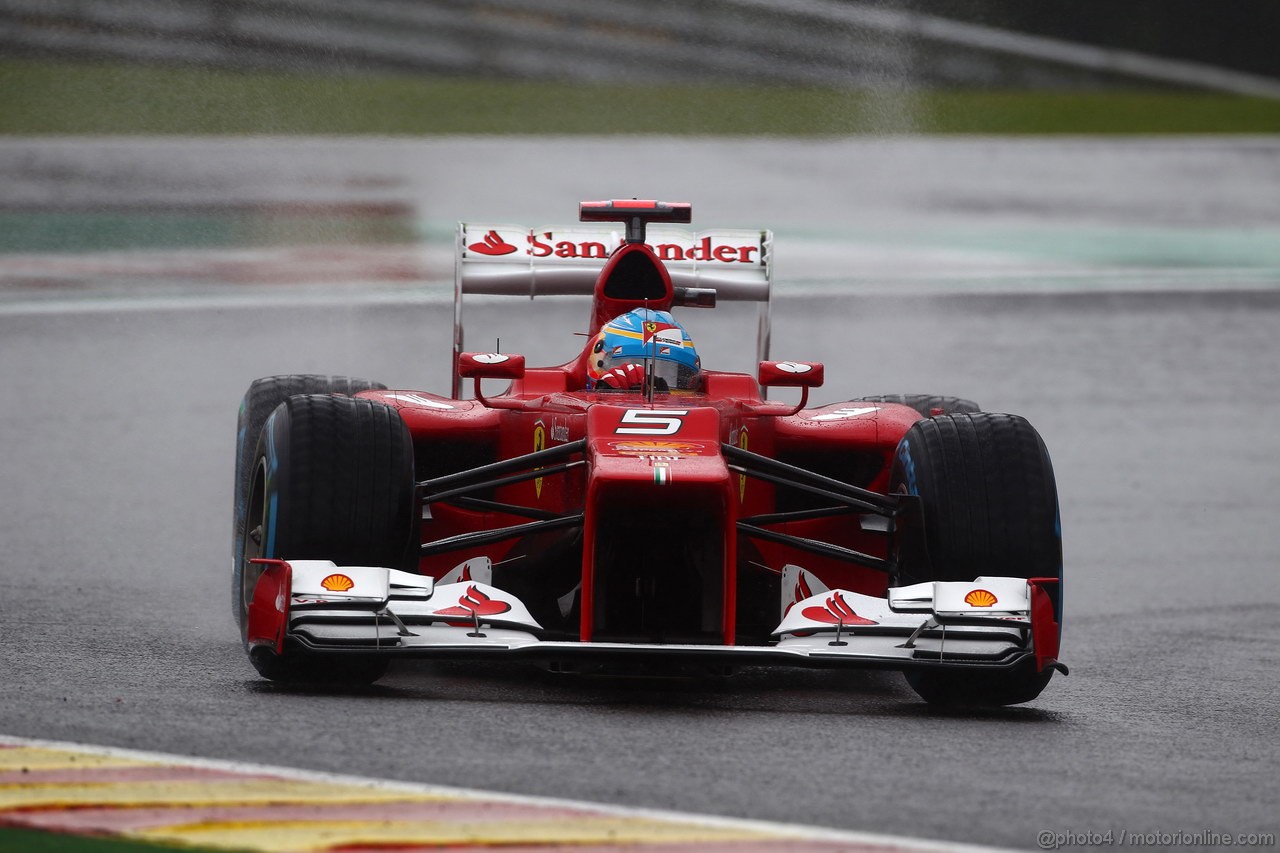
{"left": 599, "top": 356, "right": 699, "bottom": 391}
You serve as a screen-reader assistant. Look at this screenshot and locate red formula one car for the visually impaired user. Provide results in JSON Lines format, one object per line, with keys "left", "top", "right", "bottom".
{"left": 232, "top": 200, "right": 1066, "bottom": 705}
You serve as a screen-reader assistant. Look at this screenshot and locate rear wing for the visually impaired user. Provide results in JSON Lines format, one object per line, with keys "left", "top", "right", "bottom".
{"left": 453, "top": 222, "right": 774, "bottom": 397}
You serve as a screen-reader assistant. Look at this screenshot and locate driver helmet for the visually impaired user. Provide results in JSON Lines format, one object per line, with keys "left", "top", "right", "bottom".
{"left": 586, "top": 308, "right": 701, "bottom": 391}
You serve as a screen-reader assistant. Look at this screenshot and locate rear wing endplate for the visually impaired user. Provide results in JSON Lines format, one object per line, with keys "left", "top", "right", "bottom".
{"left": 453, "top": 222, "right": 774, "bottom": 397}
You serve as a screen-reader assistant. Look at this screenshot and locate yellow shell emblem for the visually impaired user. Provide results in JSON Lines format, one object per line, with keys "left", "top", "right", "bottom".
{"left": 321, "top": 573, "right": 355, "bottom": 592}
{"left": 964, "top": 588, "right": 997, "bottom": 607}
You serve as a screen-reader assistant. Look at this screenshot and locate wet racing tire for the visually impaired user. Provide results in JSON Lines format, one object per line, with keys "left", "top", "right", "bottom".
{"left": 239, "top": 393, "right": 414, "bottom": 685}
{"left": 233, "top": 375, "right": 386, "bottom": 624}
{"left": 890, "top": 413, "right": 1063, "bottom": 706}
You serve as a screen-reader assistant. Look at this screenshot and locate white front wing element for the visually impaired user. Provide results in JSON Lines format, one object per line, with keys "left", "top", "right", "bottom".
{"left": 283, "top": 561, "right": 542, "bottom": 651}
{"left": 771, "top": 577, "right": 1038, "bottom": 666}
{"left": 288, "top": 560, "right": 426, "bottom": 605}
{"left": 273, "top": 562, "right": 1045, "bottom": 671}
{"left": 779, "top": 564, "right": 830, "bottom": 621}
{"left": 437, "top": 556, "right": 493, "bottom": 586}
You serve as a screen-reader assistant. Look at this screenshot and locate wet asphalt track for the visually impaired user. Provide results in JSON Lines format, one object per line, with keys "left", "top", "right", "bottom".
{"left": 1, "top": 138, "right": 1278, "bottom": 850}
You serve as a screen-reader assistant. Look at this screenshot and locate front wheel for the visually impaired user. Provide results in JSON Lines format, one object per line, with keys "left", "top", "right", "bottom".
{"left": 239, "top": 393, "right": 414, "bottom": 685}
{"left": 890, "top": 413, "right": 1063, "bottom": 706}
{"left": 233, "top": 374, "right": 387, "bottom": 625}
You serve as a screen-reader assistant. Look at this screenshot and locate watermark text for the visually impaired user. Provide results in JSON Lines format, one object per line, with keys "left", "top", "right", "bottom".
{"left": 1038, "top": 829, "right": 1275, "bottom": 849}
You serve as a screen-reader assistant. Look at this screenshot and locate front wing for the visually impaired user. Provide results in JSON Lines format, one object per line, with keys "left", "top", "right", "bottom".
{"left": 247, "top": 560, "right": 1064, "bottom": 676}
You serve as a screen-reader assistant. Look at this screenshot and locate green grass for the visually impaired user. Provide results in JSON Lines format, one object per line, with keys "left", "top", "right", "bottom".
{"left": 3, "top": 60, "right": 1279, "bottom": 135}
{"left": 0, "top": 826, "right": 236, "bottom": 853}
{"left": 0, "top": 209, "right": 418, "bottom": 254}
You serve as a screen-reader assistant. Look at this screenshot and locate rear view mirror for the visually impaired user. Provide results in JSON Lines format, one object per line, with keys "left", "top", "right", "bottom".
{"left": 758, "top": 361, "right": 824, "bottom": 388}
{"left": 458, "top": 352, "right": 526, "bottom": 380}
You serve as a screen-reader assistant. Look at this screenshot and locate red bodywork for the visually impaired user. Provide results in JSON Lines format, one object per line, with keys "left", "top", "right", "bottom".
{"left": 364, "top": 203, "right": 923, "bottom": 648}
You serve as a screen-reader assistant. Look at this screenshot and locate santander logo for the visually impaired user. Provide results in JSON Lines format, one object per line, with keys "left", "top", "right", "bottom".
{"left": 801, "top": 591, "right": 878, "bottom": 626}
{"left": 528, "top": 232, "right": 758, "bottom": 264}
{"left": 433, "top": 585, "right": 512, "bottom": 618}
{"left": 466, "top": 227, "right": 761, "bottom": 265}
{"left": 468, "top": 230, "right": 519, "bottom": 256}
{"left": 784, "top": 572, "right": 814, "bottom": 616}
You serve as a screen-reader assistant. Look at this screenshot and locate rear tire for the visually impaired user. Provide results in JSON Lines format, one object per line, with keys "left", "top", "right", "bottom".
{"left": 860, "top": 394, "right": 980, "bottom": 417}
{"left": 890, "top": 413, "right": 1062, "bottom": 706}
{"left": 239, "top": 393, "right": 414, "bottom": 685}
{"left": 233, "top": 375, "right": 386, "bottom": 623}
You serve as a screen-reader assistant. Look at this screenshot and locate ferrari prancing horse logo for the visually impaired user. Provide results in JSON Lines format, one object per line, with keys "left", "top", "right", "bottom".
{"left": 533, "top": 421, "right": 546, "bottom": 498}
{"left": 737, "top": 426, "right": 749, "bottom": 502}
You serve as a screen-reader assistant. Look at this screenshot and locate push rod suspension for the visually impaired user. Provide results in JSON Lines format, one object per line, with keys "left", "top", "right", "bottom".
{"left": 447, "top": 496, "right": 563, "bottom": 521}
{"left": 421, "top": 514, "right": 584, "bottom": 557}
{"left": 417, "top": 440, "right": 586, "bottom": 494}
{"left": 737, "top": 522, "right": 894, "bottom": 573}
{"left": 723, "top": 444, "right": 899, "bottom": 514}
{"left": 727, "top": 465, "right": 891, "bottom": 516}
{"left": 738, "top": 505, "right": 858, "bottom": 526}
{"left": 423, "top": 461, "right": 583, "bottom": 506}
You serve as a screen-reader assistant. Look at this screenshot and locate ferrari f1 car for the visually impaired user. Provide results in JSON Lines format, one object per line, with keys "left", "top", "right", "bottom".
{"left": 232, "top": 200, "right": 1065, "bottom": 705}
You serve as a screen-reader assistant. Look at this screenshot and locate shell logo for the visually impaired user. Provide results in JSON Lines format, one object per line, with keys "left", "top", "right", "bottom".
{"left": 320, "top": 574, "right": 355, "bottom": 592}
{"left": 964, "top": 588, "right": 998, "bottom": 607}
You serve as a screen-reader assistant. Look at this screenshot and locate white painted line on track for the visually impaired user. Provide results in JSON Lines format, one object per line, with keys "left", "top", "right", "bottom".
{"left": 0, "top": 734, "right": 1014, "bottom": 853}
{"left": 3, "top": 268, "right": 1279, "bottom": 318}
{"left": 0, "top": 285, "right": 456, "bottom": 317}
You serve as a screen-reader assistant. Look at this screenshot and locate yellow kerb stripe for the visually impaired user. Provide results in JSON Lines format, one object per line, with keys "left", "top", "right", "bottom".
{"left": 135, "top": 816, "right": 779, "bottom": 852}
{"left": 0, "top": 778, "right": 452, "bottom": 810}
{"left": 0, "top": 747, "right": 156, "bottom": 772}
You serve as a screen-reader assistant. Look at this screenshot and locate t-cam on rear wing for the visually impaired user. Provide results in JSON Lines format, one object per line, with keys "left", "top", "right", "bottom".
{"left": 453, "top": 205, "right": 773, "bottom": 398}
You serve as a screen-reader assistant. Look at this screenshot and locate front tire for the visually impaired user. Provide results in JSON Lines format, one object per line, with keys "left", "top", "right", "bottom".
{"left": 233, "top": 375, "right": 386, "bottom": 624}
{"left": 890, "top": 413, "right": 1062, "bottom": 706}
{"left": 239, "top": 393, "right": 414, "bottom": 685}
